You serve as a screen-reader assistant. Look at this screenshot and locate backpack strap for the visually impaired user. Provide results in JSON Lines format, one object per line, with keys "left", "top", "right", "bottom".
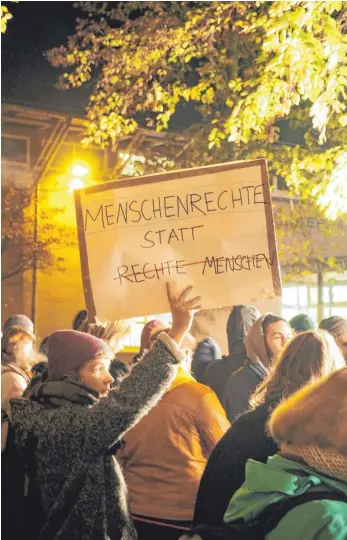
{"left": 256, "top": 490, "right": 347, "bottom": 536}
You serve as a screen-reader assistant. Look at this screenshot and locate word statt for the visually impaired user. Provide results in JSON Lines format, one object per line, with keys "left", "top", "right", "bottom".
{"left": 75, "top": 159, "right": 281, "bottom": 320}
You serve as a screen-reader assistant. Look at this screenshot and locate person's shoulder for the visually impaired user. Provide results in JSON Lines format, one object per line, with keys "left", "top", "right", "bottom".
{"left": 172, "top": 380, "right": 221, "bottom": 411}
{"left": 178, "top": 379, "right": 216, "bottom": 398}
{"left": 269, "top": 498, "right": 347, "bottom": 539}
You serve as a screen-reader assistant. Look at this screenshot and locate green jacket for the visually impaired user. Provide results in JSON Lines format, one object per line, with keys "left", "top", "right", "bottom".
{"left": 224, "top": 454, "right": 347, "bottom": 540}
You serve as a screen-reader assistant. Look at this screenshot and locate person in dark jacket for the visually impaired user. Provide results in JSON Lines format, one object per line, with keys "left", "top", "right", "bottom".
{"left": 222, "top": 314, "right": 291, "bottom": 421}
{"left": 3, "top": 283, "right": 201, "bottom": 540}
{"left": 191, "top": 337, "right": 221, "bottom": 384}
{"left": 193, "top": 329, "right": 345, "bottom": 528}
{"left": 203, "top": 306, "right": 260, "bottom": 402}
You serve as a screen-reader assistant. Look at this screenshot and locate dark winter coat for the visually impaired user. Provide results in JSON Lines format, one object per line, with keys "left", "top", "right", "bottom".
{"left": 191, "top": 338, "right": 221, "bottom": 384}
{"left": 222, "top": 315, "right": 272, "bottom": 421}
{"left": 204, "top": 306, "right": 259, "bottom": 402}
{"left": 193, "top": 400, "right": 278, "bottom": 528}
{"left": 222, "top": 359, "right": 267, "bottom": 421}
{"left": 7, "top": 335, "right": 185, "bottom": 540}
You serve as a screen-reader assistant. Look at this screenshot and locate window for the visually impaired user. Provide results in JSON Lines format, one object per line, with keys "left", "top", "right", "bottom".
{"left": 2, "top": 135, "right": 29, "bottom": 164}
{"left": 282, "top": 279, "right": 347, "bottom": 322}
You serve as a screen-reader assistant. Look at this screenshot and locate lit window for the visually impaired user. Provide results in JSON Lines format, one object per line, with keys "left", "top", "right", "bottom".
{"left": 323, "top": 287, "right": 330, "bottom": 304}
{"left": 309, "top": 287, "right": 318, "bottom": 305}
{"left": 298, "top": 286, "right": 308, "bottom": 307}
{"left": 282, "top": 280, "right": 347, "bottom": 322}
{"left": 282, "top": 287, "right": 297, "bottom": 306}
{"left": 332, "top": 286, "right": 347, "bottom": 303}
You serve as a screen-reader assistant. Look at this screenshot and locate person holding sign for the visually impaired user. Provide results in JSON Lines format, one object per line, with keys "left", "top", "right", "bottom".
{"left": 1, "top": 283, "right": 200, "bottom": 540}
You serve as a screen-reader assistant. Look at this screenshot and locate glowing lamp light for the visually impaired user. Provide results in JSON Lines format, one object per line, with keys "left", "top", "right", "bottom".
{"left": 68, "top": 177, "right": 85, "bottom": 194}
{"left": 71, "top": 163, "right": 90, "bottom": 177}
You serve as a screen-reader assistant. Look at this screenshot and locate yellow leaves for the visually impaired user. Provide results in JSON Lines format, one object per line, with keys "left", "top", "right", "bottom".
{"left": 208, "top": 127, "right": 226, "bottom": 149}
{"left": 1, "top": 3, "right": 17, "bottom": 34}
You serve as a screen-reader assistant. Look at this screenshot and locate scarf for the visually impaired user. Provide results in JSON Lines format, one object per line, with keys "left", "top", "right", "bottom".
{"left": 29, "top": 378, "right": 99, "bottom": 408}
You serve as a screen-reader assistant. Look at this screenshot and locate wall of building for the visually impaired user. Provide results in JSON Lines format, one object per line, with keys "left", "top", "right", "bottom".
{"left": 2, "top": 104, "right": 347, "bottom": 348}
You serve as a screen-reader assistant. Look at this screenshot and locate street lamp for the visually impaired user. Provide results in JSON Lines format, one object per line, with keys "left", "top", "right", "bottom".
{"left": 71, "top": 163, "right": 90, "bottom": 177}
{"left": 68, "top": 161, "right": 90, "bottom": 193}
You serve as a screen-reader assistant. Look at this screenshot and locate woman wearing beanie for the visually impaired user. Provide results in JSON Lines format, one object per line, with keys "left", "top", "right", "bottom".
{"left": 2, "top": 283, "right": 201, "bottom": 540}
{"left": 193, "top": 330, "right": 345, "bottom": 528}
{"left": 222, "top": 368, "right": 347, "bottom": 539}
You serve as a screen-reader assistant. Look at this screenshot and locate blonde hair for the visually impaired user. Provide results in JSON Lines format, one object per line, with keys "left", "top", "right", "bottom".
{"left": 250, "top": 330, "right": 345, "bottom": 408}
{"left": 269, "top": 367, "right": 347, "bottom": 455}
{"left": 79, "top": 319, "right": 131, "bottom": 347}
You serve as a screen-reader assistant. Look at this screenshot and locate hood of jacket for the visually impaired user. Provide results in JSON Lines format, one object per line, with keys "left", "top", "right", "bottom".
{"left": 224, "top": 454, "right": 347, "bottom": 525}
{"left": 226, "top": 306, "right": 260, "bottom": 355}
{"left": 244, "top": 314, "right": 272, "bottom": 368}
{"left": 191, "top": 338, "right": 221, "bottom": 383}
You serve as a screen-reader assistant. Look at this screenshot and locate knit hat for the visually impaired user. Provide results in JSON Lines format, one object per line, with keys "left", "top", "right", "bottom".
{"left": 140, "top": 320, "right": 168, "bottom": 353}
{"left": 3, "top": 314, "right": 34, "bottom": 335}
{"left": 319, "top": 316, "right": 347, "bottom": 338}
{"left": 290, "top": 314, "right": 317, "bottom": 333}
{"left": 48, "top": 330, "right": 112, "bottom": 380}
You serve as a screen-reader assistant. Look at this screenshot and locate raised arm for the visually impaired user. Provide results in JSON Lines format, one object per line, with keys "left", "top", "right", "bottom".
{"left": 84, "top": 284, "right": 201, "bottom": 456}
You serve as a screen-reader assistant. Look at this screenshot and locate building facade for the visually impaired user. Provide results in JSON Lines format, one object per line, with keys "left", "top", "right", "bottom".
{"left": 2, "top": 102, "right": 347, "bottom": 352}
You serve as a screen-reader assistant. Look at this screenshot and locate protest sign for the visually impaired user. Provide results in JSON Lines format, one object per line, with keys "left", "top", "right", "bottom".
{"left": 75, "top": 158, "right": 281, "bottom": 321}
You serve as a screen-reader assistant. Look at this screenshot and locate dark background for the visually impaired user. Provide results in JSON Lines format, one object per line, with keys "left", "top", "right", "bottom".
{"left": 2, "top": 1, "right": 90, "bottom": 113}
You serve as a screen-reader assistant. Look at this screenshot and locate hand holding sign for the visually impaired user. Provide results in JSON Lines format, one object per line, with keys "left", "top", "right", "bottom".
{"left": 167, "top": 283, "right": 201, "bottom": 346}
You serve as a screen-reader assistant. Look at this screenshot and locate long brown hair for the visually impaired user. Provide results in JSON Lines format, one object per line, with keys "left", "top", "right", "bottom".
{"left": 250, "top": 330, "right": 345, "bottom": 408}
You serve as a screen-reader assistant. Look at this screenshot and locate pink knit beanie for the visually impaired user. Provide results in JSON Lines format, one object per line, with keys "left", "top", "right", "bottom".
{"left": 140, "top": 320, "right": 168, "bottom": 353}
{"left": 48, "top": 330, "right": 112, "bottom": 380}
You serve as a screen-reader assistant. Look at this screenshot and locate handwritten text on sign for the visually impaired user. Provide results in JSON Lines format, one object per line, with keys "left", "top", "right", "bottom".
{"left": 76, "top": 160, "right": 281, "bottom": 320}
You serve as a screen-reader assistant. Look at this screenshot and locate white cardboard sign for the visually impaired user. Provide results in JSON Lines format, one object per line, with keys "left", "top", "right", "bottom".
{"left": 75, "top": 159, "right": 281, "bottom": 321}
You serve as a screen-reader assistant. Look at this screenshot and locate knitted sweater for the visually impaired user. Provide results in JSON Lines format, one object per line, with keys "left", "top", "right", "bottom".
{"left": 193, "top": 400, "right": 278, "bottom": 527}
{"left": 8, "top": 334, "right": 184, "bottom": 540}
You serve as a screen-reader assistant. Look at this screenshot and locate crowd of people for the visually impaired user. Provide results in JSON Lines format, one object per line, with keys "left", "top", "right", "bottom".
{"left": 1, "top": 285, "right": 347, "bottom": 540}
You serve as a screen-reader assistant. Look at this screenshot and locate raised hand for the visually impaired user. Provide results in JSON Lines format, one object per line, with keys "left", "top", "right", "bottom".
{"left": 167, "top": 282, "right": 201, "bottom": 346}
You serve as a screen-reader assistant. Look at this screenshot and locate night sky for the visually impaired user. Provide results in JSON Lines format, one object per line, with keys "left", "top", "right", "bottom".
{"left": 1, "top": 2, "right": 299, "bottom": 138}
{"left": 2, "top": 1, "right": 90, "bottom": 114}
